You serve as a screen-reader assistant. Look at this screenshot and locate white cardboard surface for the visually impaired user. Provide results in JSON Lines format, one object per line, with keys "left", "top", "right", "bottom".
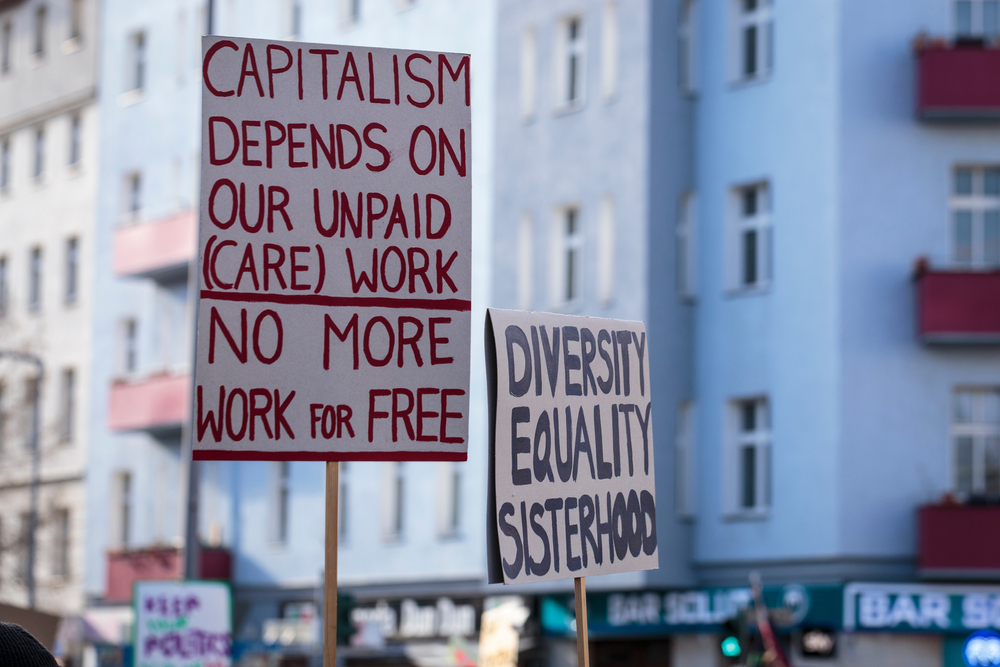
{"left": 486, "top": 309, "right": 658, "bottom": 584}
{"left": 134, "top": 581, "right": 232, "bottom": 667}
{"left": 194, "top": 37, "right": 471, "bottom": 461}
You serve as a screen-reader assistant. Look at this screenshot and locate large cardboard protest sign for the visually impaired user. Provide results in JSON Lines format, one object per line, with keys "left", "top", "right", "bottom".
{"left": 194, "top": 37, "right": 471, "bottom": 461}
{"left": 134, "top": 580, "right": 232, "bottom": 667}
{"left": 485, "top": 309, "right": 658, "bottom": 585}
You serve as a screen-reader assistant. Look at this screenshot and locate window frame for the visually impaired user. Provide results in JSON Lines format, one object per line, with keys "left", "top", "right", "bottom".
{"left": 1, "top": 19, "right": 12, "bottom": 74}
{"left": 33, "top": 126, "right": 45, "bottom": 180}
{"left": 69, "top": 0, "right": 83, "bottom": 43}
{"left": 112, "top": 471, "right": 132, "bottom": 548}
{"left": 677, "top": 190, "right": 697, "bottom": 299}
{"left": 600, "top": 2, "right": 618, "bottom": 102}
{"left": 955, "top": 0, "right": 1000, "bottom": 39}
{"left": 726, "top": 396, "right": 771, "bottom": 518}
{"left": 0, "top": 135, "right": 9, "bottom": 191}
{"left": 28, "top": 246, "right": 42, "bottom": 313}
{"left": 728, "top": 181, "right": 772, "bottom": 293}
{"left": 520, "top": 26, "right": 537, "bottom": 121}
{"left": 731, "top": 0, "right": 773, "bottom": 84}
{"left": 952, "top": 387, "right": 1000, "bottom": 498}
{"left": 551, "top": 205, "right": 583, "bottom": 310}
{"left": 437, "top": 461, "right": 463, "bottom": 539}
{"left": 951, "top": 166, "right": 1000, "bottom": 269}
{"left": 382, "top": 461, "right": 405, "bottom": 542}
{"left": 127, "top": 30, "right": 146, "bottom": 93}
{"left": 60, "top": 367, "right": 75, "bottom": 443}
{"left": 555, "top": 14, "right": 587, "bottom": 111}
{"left": 52, "top": 508, "right": 70, "bottom": 579}
{"left": 65, "top": 236, "right": 78, "bottom": 305}
{"left": 679, "top": 0, "right": 698, "bottom": 94}
{"left": 0, "top": 255, "right": 7, "bottom": 317}
{"left": 517, "top": 212, "right": 533, "bottom": 310}
{"left": 675, "top": 401, "right": 697, "bottom": 518}
{"left": 68, "top": 113, "right": 82, "bottom": 168}
{"left": 597, "top": 194, "right": 615, "bottom": 306}
{"left": 270, "top": 461, "right": 291, "bottom": 545}
{"left": 32, "top": 5, "right": 46, "bottom": 59}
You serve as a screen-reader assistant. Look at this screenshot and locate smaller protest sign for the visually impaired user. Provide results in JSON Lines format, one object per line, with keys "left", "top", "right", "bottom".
{"left": 479, "top": 601, "right": 530, "bottom": 667}
{"left": 134, "top": 581, "right": 232, "bottom": 667}
{"left": 485, "top": 309, "right": 659, "bottom": 585}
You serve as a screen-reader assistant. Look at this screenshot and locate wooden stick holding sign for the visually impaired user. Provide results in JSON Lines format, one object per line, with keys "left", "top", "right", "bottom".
{"left": 193, "top": 34, "right": 472, "bottom": 667}
{"left": 574, "top": 577, "right": 590, "bottom": 667}
{"left": 485, "top": 309, "right": 660, "bottom": 667}
{"left": 325, "top": 462, "right": 339, "bottom": 667}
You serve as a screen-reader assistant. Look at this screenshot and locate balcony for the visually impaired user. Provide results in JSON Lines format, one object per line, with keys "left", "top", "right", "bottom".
{"left": 915, "top": 37, "right": 1000, "bottom": 120}
{"left": 919, "top": 504, "right": 1000, "bottom": 578}
{"left": 108, "top": 373, "right": 191, "bottom": 433}
{"left": 113, "top": 210, "right": 196, "bottom": 281}
{"left": 914, "top": 265, "right": 1000, "bottom": 343}
{"left": 105, "top": 546, "right": 232, "bottom": 603}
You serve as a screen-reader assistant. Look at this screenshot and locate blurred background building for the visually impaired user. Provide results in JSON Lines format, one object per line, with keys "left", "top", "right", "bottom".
{"left": 0, "top": 0, "right": 97, "bottom": 617}
{"left": 0, "top": 0, "right": 998, "bottom": 666}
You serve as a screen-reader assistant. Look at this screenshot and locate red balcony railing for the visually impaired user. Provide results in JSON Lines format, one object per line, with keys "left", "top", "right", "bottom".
{"left": 108, "top": 373, "right": 191, "bottom": 432}
{"left": 105, "top": 546, "right": 232, "bottom": 603}
{"left": 916, "top": 39, "right": 1000, "bottom": 119}
{"left": 915, "top": 265, "right": 1000, "bottom": 343}
{"left": 919, "top": 504, "right": 1000, "bottom": 576}
{"left": 113, "top": 210, "right": 196, "bottom": 279}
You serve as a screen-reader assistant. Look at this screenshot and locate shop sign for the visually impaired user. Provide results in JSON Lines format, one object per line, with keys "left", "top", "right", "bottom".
{"left": 540, "top": 585, "right": 843, "bottom": 637}
{"left": 350, "top": 597, "right": 479, "bottom": 641}
{"left": 844, "top": 583, "right": 1000, "bottom": 634}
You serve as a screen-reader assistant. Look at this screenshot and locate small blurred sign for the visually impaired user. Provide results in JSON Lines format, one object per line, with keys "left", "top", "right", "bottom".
{"left": 134, "top": 580, "right": 232, "bottom": 667}
{"left": 478, "top": 601, "right": 529, "bottom": 667}
{"left": 965, "top": 630, "right": 1000, "bottom": 666}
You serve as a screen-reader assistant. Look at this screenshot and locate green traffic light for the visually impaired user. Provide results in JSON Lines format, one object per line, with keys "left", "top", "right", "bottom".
{"left": 721, "top": 635, "right": 742, "bottom": 657}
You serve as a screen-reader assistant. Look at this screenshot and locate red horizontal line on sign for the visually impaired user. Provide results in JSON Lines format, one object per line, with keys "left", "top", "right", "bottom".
{"left": 200, "top": 291, "right": 472, "bottom": 312}
{"left": 193, "top": 449, "right": 468, "bottom": 462}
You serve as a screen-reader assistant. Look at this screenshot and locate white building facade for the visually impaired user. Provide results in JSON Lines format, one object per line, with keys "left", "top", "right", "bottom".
{"left": 0, "top": 0, "right": 98, "bottom": 617}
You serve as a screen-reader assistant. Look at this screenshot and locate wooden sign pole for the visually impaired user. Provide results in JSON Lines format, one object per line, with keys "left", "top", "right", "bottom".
{"left": 574, "top": 577, "right": 590, "bottom": 667}
{"left": 325, "top": 462, "right": 340, "bottom": 667}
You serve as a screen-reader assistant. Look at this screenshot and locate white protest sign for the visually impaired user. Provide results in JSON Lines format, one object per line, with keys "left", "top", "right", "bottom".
{"left": 134, "top": 581, "right": 232, "bottom": 667}
{"left": 485, "top": 309, "right": 658, "bottom": 584}
{"left": 194, "top": 37, "right": 471, "bottom": 461}
{"left": 478, "top": 601, "right": 529, "bottom": 667}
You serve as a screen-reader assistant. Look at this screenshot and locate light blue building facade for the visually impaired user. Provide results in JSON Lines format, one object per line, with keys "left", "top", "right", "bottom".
{"left": 493, "top": 0, "right": 1000, "bottom": 665}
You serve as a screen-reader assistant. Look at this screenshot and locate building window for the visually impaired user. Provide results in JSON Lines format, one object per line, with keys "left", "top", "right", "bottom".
{"left": 675, "top": 401, "right": 696, "bottom": 517}
{"left": 953, "top": 388, "right": 1000, "bottom": 497}
{"left": 0, "top": 136, "right": 9, "bottom": 190}
{"left": 124, "top": 172, "right": 141, "bottom": 222}
{"left": 734, "top": 0, "right": 772, "bottom": 81}
{"left": 18, "top": 512, "right": 30, "bottom": 583}
{"left": 952, "top": 166, "right": 1000, "bottom": 269}
{"left": 597, "top": 195, "right": 615, "bottom": 306}
{"left": 112, "top": 471, "right": 131, "bottom": 548}
{"left": 69, "top": 0, "right": 83, "bottom": 41}
{"left": 382, "top": 461, "right": 405, "bottom": 541}
{"left": 520, "top": 27, "right": 537, "bottom": 120}
{"left": 33, "top": 127, "right": 44, "bottom": 179}
{"left": 517, "top": 213, "right": 533, "bottom": 310}
{"left": 679, "top": 0, "right": 697, "bottom": 93}
{"left": 288, "top": 0, "right": 302, "bottom": 40}
{"left": 271, "top": 461, "right": 291, "bottom": 543}
{"left": 65, "top": 237, "right": 78, "bottom": 304}
{"left": 731, "top": 182, "right": 771, "bottom": 291}
{"left": 33, "top": 6, "right": 46, "bottom": 58}
{"left": 23, "top": 376, "right": 38, "bottom": 450}
{"left": 956, "top": 0, "right": 999, "bottom": 39}
{"left": 677, "top": 191, "right": 697, "bottom": 298}
{"left": 52, "top": 509, "right": 69, "bottom": 578}
{"left": 339, "top": 462, "right": 349, "bottom": 539}
{"left": 119, "top": 318, "right": 138, "bottom": 373}
{"left": 0, "top": 382, "right": 6, "bottom": 450}
{"left": 438, "top": 462, "right": 462, "bottom": 538}
{"left": 69, "top": 114, "right": 81, "bottom": 167}
{"left": 552, "top": 206, "right": 582, "bottom": 307}
{"left": 128, "top": 31, "right": 146, "bottom": 92}
{"left": 1, "top": 20, "right": 11, "bottom": 74}
{"left": 731, "top": 397, "right": 771, "bottom": 514}
{"left": 60, "top": 368, "right": 75, "bottom": 443}
{"left": 0, "top": 256, "right": 7, "bottom": 317}
{"left": 556, "top": 15, "right": 586, "bottom": 108}
{"left": 342, "top": 0, "right": 361, "bottom": 26}
{"left": 28, "top": 246, "right": 42, "bottom": 312}
{"left": 600, "top": 3, "right": 618, "bottom": 100}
